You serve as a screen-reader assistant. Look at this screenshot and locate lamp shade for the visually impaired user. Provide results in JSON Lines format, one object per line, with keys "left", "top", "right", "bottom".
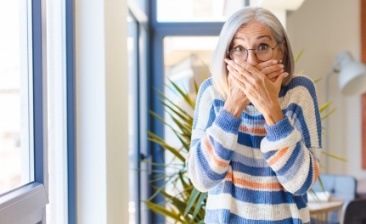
{"left": 337, "top": 51, "right": 366, "bottom": 95}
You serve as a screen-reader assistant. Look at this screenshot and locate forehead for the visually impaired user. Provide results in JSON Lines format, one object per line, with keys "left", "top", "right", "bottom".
{"left": 233, "top": 21, "right": 273, "bottom": 41}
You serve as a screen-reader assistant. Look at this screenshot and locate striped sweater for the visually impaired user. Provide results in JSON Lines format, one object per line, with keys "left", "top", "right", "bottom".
{"left": 186, "top": 75, "right": 322, "bottom": 224}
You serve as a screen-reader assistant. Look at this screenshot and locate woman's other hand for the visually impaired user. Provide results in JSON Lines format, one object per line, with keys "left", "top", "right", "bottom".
{"left": 224, "top": 58, "right": 288, "bottom": 125}
{"left": 255, "top": 59, "right": 285, "bottom": 82}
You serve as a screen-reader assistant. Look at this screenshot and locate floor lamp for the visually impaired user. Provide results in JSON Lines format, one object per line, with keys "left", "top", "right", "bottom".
{"left": 324, "top": 51, "right": 366, "bottom": 173}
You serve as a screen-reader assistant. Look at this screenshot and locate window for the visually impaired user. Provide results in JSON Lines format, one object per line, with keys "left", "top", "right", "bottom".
{"left": 163, "top": 36, "right": 218, "bottom": 172}
{"left": 148, "top": 1, "right": 245, "bottom": 223}
{"left": 0, "top": 0, "right": 48, "bottom": 223}
{"left": 0, "top": 0, "right": 34, "bottom": 197}
{"left": 128, "top": 12, "right": 139, "bottom": 224}
{"left": 157, "top": 0, "right": 244, "bottom": 22}
{"left": 128, "top": 1, "right": 246, "bottom": 223}
{"left": 128, "top": 2, "right": 150, "bottom": 223}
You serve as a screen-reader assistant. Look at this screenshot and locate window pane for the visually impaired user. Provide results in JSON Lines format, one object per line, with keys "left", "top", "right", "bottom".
{"left": 163, "top": 36, "right": 218, "bottom": 154}
{"left": 129, "top": 0, "right": 147, "bottom": 13}
{"left": 162, "top": 37, "right": 217, "bottom": 223}
{"left": 0, "top": 1, "right": 34, "bottom": 195}
{"left": 157, "top": 0, "right": 244, "bottom": 22}
{"left": 127, "top": 13, "right": 138, "bottom": 224}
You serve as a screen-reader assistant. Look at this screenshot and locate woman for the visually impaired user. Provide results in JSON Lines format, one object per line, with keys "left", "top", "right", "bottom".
{"left": 186, "top": 6, "right": 322, "bottom": 224}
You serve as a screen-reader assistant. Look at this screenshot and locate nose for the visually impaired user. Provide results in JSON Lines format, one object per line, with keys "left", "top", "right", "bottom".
{"left": 246, "top": 50, "right": 259, "bottom": 66}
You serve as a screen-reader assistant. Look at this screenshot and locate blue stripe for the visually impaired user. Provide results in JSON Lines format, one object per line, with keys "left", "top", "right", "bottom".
{"left": 280, "top": 145, "right": 305, "bottom": 178}
{"left": 231, "top": 151, "right": 267, "bottom": 168}
{"left": 279, "top": 75, "right": 312, "bottom": 97}
{"left": 281, "top": 76, "right": 322, "bottom": 147}
{"left": 205, "top": 209, "right": 308, "bottom": 224}
{"left": 263, "top": 150, "right": 276, "bottom": 159}
{"left": 264, "top": 116, "right": 293, "bottom": 141}
{"left": 208, "top": 136, "right": 234, "bottom": 160}
{"left": 205, "top": 106, "right": 217, "bottom": 130}
{"left": 286, "top": 103, "right": 312, "bottom": 147}
{"left": 231, "top": 161, "right": 276, "bottom": 176}
{"left": 295, "top": 158, "right": 314, "bottom": 195}
{"left": 276, "top": 143, "right": 302, "bottom": 175}
{"left": 209, "top": 181, "right": 307, "bottom": 206}
{"left": 215, "top": 110, "right": 241, "bottom": 133}
{"left": 237, "top": 132, "right": 263, "bottom": 148}
{"left": 192, "top": 78, "right": 214, "bottom": 130}
{"left": 196, "top": 145, "right": 227, "bottom": 181}
{"left": 213, "top": 98, "right": 224, "bottom": 107}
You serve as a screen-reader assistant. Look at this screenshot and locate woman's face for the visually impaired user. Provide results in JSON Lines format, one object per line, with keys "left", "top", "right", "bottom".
{"left": 229, "top": 21, "right": 284, "bottom": 66}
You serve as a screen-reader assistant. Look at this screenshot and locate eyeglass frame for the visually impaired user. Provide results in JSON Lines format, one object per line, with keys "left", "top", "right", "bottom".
{"left": 227, "top": 41, "right": 283, "bottom": 62}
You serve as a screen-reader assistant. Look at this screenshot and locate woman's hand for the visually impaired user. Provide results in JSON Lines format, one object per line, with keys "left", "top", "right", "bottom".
{"left": 255, "top": 59, "right": 285, "bottom": 81}
{"left": 224, "top": 58, "right": 289, "bottom": 125}
{"left": 224, "top": 73, "right": 250, "bottom": 118}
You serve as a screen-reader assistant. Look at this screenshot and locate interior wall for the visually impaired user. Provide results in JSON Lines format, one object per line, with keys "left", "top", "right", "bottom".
{"left": 287, "top": 0, "right": 366, "bottom": 179}
{"left": 75, "top": 0, "right": 129, "bottom": 223}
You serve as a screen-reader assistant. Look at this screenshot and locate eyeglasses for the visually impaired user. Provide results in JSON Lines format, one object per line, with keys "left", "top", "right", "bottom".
{"left": 228, "top": 42, "right": 282, "bottom": 62}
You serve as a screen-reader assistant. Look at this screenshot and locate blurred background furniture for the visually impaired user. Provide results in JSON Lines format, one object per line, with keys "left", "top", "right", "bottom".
{"left": 357, "top": 178, "right": 366, "bottom": 199}
{"left": 311, "top": 174, "right": 357, "bottom": 201}
{"left": 341, "top": 198, "right": 366, "bottom": 224}
{"left": 309, "top": 199, "right": 344, "bottom": 224}
{"left": 310, "top": 174, "right": 357, "bottom": 224}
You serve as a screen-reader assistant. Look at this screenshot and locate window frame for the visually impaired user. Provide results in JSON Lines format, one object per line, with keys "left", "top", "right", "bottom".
{"left": 147, "top": 1, "right": 224, "bottom": 223}
{"left": 0, "top": 0, "right": 48, "bottom": 223}
{"left": 128, "top": 2, "right": 150, "bottom": 223}
{"left": 66, "top": 0, "right": 76, "bottom": 223}
{"left": 130, "top": 1, "right": 244, "bottom": 223}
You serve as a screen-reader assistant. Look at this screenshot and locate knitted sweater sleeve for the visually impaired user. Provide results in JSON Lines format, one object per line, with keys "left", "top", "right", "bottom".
{"left": 186, "top": 79, "right": 240, "bottom": 192}
{"left": 260, "top": 75, "right": 322, "bottom": 195}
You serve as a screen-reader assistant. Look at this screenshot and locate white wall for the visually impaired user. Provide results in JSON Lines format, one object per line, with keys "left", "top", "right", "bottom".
{"left": 287, "top": 0, "right": 366, "bottom": 179}
{"left": 75, "top": 0, "right": 129, "bottom": 223}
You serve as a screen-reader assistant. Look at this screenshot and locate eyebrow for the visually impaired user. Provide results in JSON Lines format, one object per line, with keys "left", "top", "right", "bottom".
{"left": 256, "top": 35, "right": 272, "bottom": 41}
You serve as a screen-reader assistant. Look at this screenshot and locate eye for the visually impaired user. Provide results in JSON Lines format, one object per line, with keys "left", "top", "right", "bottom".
{"left": 257, "top": 43, "right": 270, "bottom": 52}
{"left": 233, "top": 46, "right": 246, "bottom": 52}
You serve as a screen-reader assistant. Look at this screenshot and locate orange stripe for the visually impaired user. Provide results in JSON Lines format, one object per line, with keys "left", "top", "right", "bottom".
{"left": 239, "top": 126, "right": 266, "bottom": 135}
{"left": 268, "top": 147, "right": 290, "bottom": 166}
{"left": 226, "top": 172, "right": 283, "bottom": 191}
{"left": 204, "top": 137, "right": 227, "bottom": 168}
{"left": 312, "top": 156, "right": 320, "bottom": 183}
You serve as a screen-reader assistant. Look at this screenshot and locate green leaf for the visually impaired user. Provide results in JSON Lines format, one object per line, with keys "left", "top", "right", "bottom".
{"left": 321, "top": 108, "right": 336, "bottom": 120}
{"left": 321, "top": 151, "right": 347, "bottom": 162}
{"left": 148, "top": 131, "right": 186, "bottom": 162}
{"left": 144, "top": 201, "right": 184, "bottom": 223}
{"left": 295, "top": 49, "right": 304, "bottom": 62}
{"left": 168, "top": 80, "right": 195, "bottom": 108}
{"left": 184, "top": 188, "right": 200, "bottom": 216}
{"left": 192, "top": 192, "right": 207, "bottom": 219}
{"left": 319, "top": 101, "right": 332, "bottom": 113}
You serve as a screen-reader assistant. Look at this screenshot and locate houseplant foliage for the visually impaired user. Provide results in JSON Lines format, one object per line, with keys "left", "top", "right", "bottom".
{"left": 144, "top": 79, "right": 206, "bottom": 223}
{"left": 144, "top": 61, "right": 343, "bottom": 223}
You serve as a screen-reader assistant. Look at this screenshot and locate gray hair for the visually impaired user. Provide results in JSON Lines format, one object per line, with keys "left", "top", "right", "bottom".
{"left": 210, "top": 7, "right": 295, "bottom": 99}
